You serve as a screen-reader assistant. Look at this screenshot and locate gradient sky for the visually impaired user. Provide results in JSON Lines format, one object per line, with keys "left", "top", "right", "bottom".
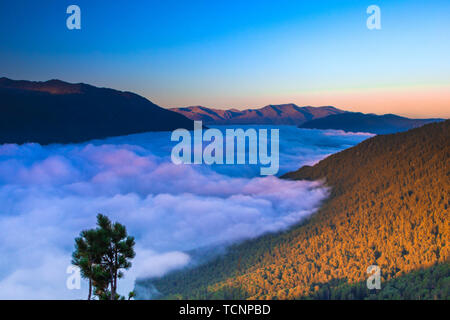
{"left": 0, "top": 0, "right": 449, "bottom": 118}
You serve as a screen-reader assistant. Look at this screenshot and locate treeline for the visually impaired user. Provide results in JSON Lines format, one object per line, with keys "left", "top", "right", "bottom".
{"left": 308, "top": 263, "right": 449, "bottom": 300}
{"left": 140, "top": 120, "right": 449, "bottom": 300}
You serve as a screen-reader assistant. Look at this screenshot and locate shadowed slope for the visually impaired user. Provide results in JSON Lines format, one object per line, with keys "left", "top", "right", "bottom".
{"left": 0, "top": 78, "right": 195, "bottom": 144}
{"left": 299, "top": 112, "right": 443, "bottom": 134}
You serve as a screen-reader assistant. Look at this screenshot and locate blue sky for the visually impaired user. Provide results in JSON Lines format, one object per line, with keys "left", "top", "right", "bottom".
{"left": 0, "top": 0, "right": 449, "bottom": 117}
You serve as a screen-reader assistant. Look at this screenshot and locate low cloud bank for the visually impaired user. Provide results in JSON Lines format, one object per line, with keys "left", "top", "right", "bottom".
{"left": 0, "top": 127, "right": 372, "bottom": 299}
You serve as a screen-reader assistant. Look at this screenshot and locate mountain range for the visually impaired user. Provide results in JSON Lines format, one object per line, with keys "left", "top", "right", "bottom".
{"left": 170, "top": 104, "right": 344, "bottom": 125}
{"left": 0, "top": 77, "right": 445, "bottom": 145}
{"left": 0, "top": 77, "right": 194, "bottom": 144}
{"left": 171, "top": 105, "right": 444, "bottom": 134}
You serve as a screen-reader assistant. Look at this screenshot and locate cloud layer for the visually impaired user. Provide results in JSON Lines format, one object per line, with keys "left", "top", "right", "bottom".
{"left": 0, "top": 126, "right": 372, "bottom": 299}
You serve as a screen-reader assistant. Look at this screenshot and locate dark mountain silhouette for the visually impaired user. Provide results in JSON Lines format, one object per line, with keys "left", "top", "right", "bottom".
{"left": 140, "top": 120, "right": 450, "bottom": 300}
{"left": 170, "top": 104, "right": 344, "bottom": 125}
{"left": 299, "top": 112, "right": 443, "bottom": 134}
{"left": 0, "top": 77, "right": 195, "bottom": 144}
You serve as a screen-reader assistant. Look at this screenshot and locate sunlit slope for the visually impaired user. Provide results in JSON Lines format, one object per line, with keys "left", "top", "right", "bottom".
{"left": 142, "top": 120, "right": 449, "bottom": 299}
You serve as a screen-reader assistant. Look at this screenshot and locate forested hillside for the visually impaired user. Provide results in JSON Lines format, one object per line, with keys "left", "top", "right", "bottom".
{"left": 139, "top": 120, "right": 449, "bottom": 300}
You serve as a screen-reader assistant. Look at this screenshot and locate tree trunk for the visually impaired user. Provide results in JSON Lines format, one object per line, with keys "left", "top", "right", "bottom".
{"left": 110, "top": 269, "right": 115, "bottom": 300}
{"left": 112, "top": 250, "right": 118, "bottom": 300}
{"left": 114, "top": 269, "right": 117, "bottom": 299}
{"left": 88, "top": 277, "right": 92, "bottom": 300}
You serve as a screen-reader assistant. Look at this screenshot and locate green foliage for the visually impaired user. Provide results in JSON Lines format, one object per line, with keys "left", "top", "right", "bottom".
{"left": 307, "top": 263, "right": 449, "bottom": 300}
{"left": 72, "top": 214, "right": 136, "bottom": 300}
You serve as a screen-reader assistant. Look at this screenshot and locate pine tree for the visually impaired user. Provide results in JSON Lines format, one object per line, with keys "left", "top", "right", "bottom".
{"left": 72, "top": 214, "right": 136, "bottom": 300}
{"left": 95, "top": 214, "right": 136, "bottom": 300}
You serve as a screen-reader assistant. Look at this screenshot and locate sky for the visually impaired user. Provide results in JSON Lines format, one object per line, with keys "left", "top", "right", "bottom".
{"left": 0, "top": 0, "right": 449, "bottom": 118}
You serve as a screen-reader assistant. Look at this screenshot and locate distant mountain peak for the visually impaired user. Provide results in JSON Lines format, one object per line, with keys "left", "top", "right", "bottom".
{"left": 170, "top": 104, "right": 345, "bottom": 125}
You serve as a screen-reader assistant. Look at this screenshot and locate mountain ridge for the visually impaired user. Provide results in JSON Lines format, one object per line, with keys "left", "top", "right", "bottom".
{"left": 170, "top": 104, "right": 345, "bottom": 125}
{"left": 299, "top": 112, "right": 444, "bottom": 134}
{"left": 171, "top": 104, "right": 444, "bottom": 133}
{"left": 0, "top": 77, "right": 195, "bottom": 145}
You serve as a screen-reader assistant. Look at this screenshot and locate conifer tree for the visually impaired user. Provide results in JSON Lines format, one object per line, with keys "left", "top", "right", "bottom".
{"left": 72, "top": 214, "right": 136, "bottom": 300}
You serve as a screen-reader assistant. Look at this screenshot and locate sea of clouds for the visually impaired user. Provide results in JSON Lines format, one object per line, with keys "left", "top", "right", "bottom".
{"left": 0, "top": 126, "right": 373, "bottom": 299}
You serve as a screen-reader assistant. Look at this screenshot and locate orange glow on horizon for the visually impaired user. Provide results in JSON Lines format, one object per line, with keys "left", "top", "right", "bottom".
{"left": 289, "top": 86, "right": 450, "bottom": 119}
{"left": 178, "top": 85, "right": 450, "bottom": 119}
